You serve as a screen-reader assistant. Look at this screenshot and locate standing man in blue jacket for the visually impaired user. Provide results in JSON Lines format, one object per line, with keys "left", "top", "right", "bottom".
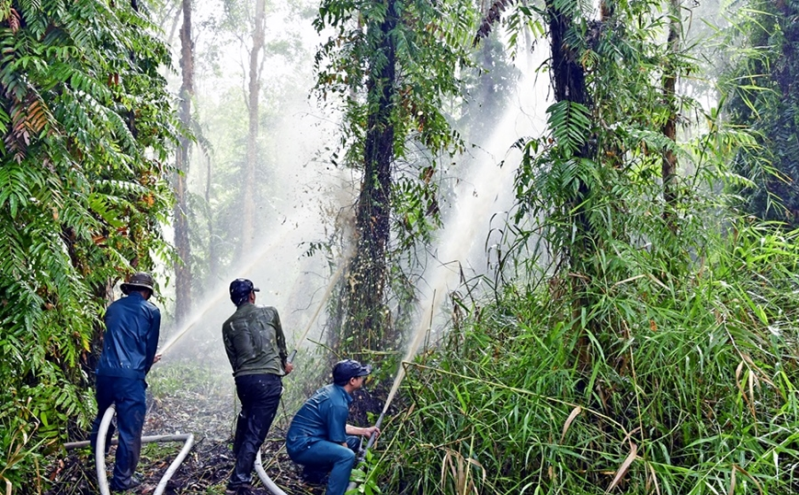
{"left": 89, "top": 271, "right": 161, "bottom": 492}
{"left": 222, "top": 278, "right": 294, "bottom": 495}
{"left": 286, "top": 359, "right": 381, "bottom": 495}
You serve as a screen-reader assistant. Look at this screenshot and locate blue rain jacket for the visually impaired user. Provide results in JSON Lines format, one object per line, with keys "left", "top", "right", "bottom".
{"left": 286, "top": 384, "right": 353, "bottom": 454}
{"left": 96, "top": 293, "right": 161, "bottom": 380}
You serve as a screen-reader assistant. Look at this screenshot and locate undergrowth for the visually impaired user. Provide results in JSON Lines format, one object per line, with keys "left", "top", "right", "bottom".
{"left": 378, "top": 223, "right": 799, "bottom": 494}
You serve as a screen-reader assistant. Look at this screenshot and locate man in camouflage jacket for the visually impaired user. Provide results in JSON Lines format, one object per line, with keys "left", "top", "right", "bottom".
{"left": 222, "top": 278, "right": 294, "bottom": 495}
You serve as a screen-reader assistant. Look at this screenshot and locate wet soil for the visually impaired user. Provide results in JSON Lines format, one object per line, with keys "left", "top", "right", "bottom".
{"left": 44, "top": 371, "right": 388, "bottom": 495}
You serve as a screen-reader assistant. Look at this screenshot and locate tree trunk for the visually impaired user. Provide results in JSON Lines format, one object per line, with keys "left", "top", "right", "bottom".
{"left": 662, "top": 0, "right": 680, "bottom": 230}
{"left": 241, "top": 0, "right": 266, "bottom": 255}
{"left": 340, "top": 0, "right": 398, "bottom": 355}
{"left": 546, "top": 0, "right": 598, "bottom": 374}
{"left": 174, "top": 0, "right": 193, "bottom": 323}
{"left": 546, "top": 0, "right": 595, "bottom": 263}
{"left": 205, "top": 154, "right": 217, "bottom": 283}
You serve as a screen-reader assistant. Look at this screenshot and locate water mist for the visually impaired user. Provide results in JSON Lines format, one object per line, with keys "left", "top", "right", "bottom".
{"left": 380, "top": 46, "right": 551, "bottom": 422}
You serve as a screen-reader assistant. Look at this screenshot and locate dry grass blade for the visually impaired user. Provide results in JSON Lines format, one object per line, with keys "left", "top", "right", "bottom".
{"left": 561, "top": 406, "right": 582, "bottom": 443}
{"left": 646, "top": 273, "right": 669, "bottom": 291}
{"left": 733, "top": 464, "right": 764, "bottom": 495}
{"left": 441, "top": 449, "right": 455, "bottom": 492}
{"left": 736, "top": 360, "right": 757, "bottom": 420}
{"left": 742, "top": 353, "right": 775, "bottom": 387}
{"left": 611, "top": 274, "right": 645, "bottom": 288}
{"left": 646, "top": 462, "right": 661, "bottom": 495}
{"left": 748, "top": 369, "right": 756, "bottom": 419}
{"left": 605, "top": 443, "right": 637, "bottom": 493}
{"left": 440, "top": 448, "right": 484, "bottom": 495}
{"left": 728, "top": 465, "right": 736, "bottom": 495}
{"left": 620, "top": 427, "right": 641, "bottom": 446}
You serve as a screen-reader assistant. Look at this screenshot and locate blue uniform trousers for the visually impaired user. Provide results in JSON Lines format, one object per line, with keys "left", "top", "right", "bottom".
{"left": 89, "top": 375, "right": 147, "bottom": 491}
{"left": 290, "top": 436, "right": 361, "bottom": 495}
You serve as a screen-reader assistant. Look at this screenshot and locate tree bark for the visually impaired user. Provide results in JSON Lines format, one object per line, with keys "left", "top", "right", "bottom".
{"left": 174, "top": 0, "right": 194, "bottom": 323}
{"left": 341, "top": 0, "right": 398, "bottom": 354}
{"left": 241, "top": 0, "right": 266, "bottom": 255}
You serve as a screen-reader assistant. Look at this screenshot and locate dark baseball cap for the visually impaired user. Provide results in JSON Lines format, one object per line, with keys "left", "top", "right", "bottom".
{"left": 332, "top": 359, "right": 372, "bottom": 385}
{"left": 229, "top": 278, "right": 260, "bottom": 304}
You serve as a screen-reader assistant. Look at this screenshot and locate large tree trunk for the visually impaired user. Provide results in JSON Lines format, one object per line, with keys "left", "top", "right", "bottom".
{"left": 546, "top": 0, "right": 598, "bottom": 375}
{"left": 546, "top": 0, "right": 595, "bottom": 264}
{"left": 662, "top": 0, "right": 680, "bottom": 230}
{"left": 241, "top": 0, "right": 266, "bottom": 254}
{"left": 340, "top": 0, "right": 398, "bottom": 355}
{"left": 174, "top": 0, "right": 194, "bottom": 323}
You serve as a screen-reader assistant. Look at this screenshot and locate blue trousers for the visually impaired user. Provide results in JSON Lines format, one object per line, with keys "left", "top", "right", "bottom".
{"left": 229, "top": 373, "right": 283, "bottom": 488}
{"left": 290, "top": 436, "right": 361, "bottom": 495}
{"left": 89, "top": 375, "right": 146, "bottom": 491}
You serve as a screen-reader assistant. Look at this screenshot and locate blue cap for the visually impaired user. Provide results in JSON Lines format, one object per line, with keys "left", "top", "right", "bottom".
{"left": 229, "top": 278, "right": 260, "bottom": 305}
{"left": 332, "top": 359, "right": 372, "bottom": 385}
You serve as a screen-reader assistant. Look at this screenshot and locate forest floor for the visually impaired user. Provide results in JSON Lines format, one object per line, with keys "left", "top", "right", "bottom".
{"left": 43, "top": 362, "right": 387, "bottom": 495}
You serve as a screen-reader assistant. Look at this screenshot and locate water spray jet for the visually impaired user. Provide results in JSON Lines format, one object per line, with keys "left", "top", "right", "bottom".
{"left": 345, "top": 292, "right": 437, "bottom": 491}
{"left": 158, "top": 226, "right": 308, "bottom": 357}
{"left": 287, "top": 261, "right": 347, "bottom": 363}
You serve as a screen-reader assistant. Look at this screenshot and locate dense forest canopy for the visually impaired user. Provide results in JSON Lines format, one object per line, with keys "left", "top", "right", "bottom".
{"left": 2, "top": 0, "right": 799, "bottom": 493}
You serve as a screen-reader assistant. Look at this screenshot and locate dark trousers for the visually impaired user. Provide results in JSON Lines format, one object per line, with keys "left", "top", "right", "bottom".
{"left": 229, "top": 373, "right": 282, "bottom": 488}
{"left": 89, "top": 375, "right": 147, "bottom": 490}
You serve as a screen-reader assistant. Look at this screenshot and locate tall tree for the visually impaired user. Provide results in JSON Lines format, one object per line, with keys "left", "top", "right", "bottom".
{"left": 174, "top": 0, "right": 194, "bottom": 322}
{"left": 344, "top": 0, "right": 398, "bottom": 350}
{"left": 241, "top": 0, "right": 266, "bottom": 254}
{"left": 503, "top": 0, "right": 704, "bottom": 363}
{"left": 544, "top": 0, "right": 596, "bottom": 270}
{"left": 314, "top": 0, "right": 476, "bottom": 356}
{"left": 0, "top": 0, "right": 178, "bottom": 489}
{"left": 204, "top": 154, "right": 219, "bottom": 282}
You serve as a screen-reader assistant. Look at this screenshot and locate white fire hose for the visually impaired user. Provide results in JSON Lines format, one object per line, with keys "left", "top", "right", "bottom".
{"left": 65, "top": 404, "right": 288, "bottom": 495}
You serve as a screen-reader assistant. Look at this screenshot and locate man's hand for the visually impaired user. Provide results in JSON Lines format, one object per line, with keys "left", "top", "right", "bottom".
{"left": 153, "top": 354, "right": 162, "bottom": 364}
{"left": 284, "top": 362, "right": 294, "bottom": 374}
{"left": 363, "top": 426, "right": 380, "bottom": 439}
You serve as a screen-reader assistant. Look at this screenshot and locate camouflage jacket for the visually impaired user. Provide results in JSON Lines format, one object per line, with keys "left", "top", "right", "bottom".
{"left": 222, "top": 303, "right": 288, "bottom": 377}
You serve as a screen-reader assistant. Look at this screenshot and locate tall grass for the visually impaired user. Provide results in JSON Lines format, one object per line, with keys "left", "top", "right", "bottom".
{"left": 378, "top": 223, "right": 799, "bottom": 494}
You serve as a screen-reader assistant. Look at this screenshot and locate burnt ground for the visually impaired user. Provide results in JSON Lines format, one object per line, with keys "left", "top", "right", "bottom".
{"left": 43, "top": 364, "right": 389, "bottom": 495}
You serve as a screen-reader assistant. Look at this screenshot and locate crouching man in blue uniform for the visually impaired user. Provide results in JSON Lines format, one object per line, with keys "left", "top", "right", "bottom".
{"left": 90, "top": 272, "right": 161, "bottom": 492}
{"left": 286, "top": 360, "right": 381, "bottom": 495}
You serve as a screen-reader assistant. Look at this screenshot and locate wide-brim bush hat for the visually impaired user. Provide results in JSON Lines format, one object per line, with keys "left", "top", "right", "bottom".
{"left": 121, "top": 272, "right": 155, "bottom": 295}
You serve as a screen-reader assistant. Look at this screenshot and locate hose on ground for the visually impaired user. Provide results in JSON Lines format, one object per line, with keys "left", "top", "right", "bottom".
{"left": 255, "top": 450, "right": 288, "bottom": 495}
{"left": 64, "top": 404, "right": 195, "bottom": 495}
